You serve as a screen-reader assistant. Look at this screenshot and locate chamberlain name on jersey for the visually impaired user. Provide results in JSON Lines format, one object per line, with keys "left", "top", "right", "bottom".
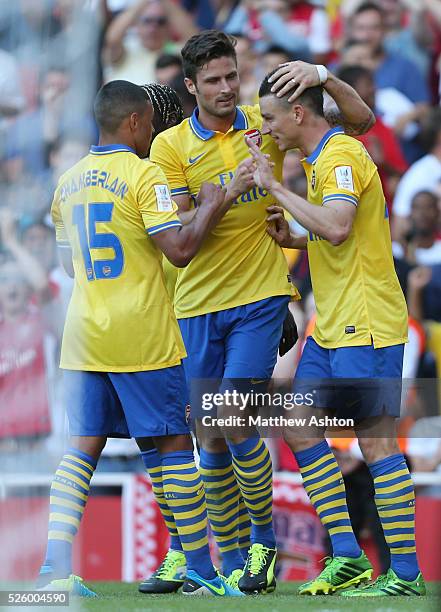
{"left": 150, "top": 105, "right": 299, "bottom": 319}
{"left": 302, "top": 127, "right": 408, "bottom": 349}
{"left": 51, "top": 144, "right": 186, "bottom": 372}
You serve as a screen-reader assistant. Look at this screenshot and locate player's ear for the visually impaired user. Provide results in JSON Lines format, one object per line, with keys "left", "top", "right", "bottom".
{"left": 128, "top": 112, "right": 139, "bottom": 133}
{"left": 184, "top": 77, "right": 197, "bottom": 96}
{"left": 291, "top": 104, "right": 304, "bottom": 125}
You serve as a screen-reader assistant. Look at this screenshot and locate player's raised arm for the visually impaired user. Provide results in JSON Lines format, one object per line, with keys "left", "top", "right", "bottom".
{"left": 248, "top": 138, "right": 356, "bottom": 246}
{"left": 268, "top": 61, "right": 375, "bottom": 136}
{"left": 151, "top": 182, "right": 230, "bottom": 267}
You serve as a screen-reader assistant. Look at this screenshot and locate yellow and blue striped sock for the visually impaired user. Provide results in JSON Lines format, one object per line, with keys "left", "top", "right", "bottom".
{"left": 238, "top": 496, "right": 252, "bottom": 559}
{"left": 229, "top": 436, "right": 275, "bottom": 548}
{"left": 295, "top": 440, "right": 361, "bottom": 558}
{"left": 141, "top": 449, "right": 182, "bottom": 552}
{"left": 43, "top": 448, "right": 96, "bottom": 577}
{"left": 199, "top": 448, "right": 245, "bottom": 575}
{"left": 369, "top": 453, "right": 419, "bottom": 581}
{"left": 161, "top": 450, "right": 215, "bottom": 579}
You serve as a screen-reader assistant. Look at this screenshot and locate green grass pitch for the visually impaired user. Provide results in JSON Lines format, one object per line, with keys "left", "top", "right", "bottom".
{"left": 75, "top": 581, "right": 441, "bottom": 612}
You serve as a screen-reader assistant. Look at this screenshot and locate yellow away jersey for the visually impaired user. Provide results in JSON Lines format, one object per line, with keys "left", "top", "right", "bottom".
{"left": 302, "top": 127, "right": 408, "bottom": 349}
{"left": 51, "top": 144, "right": 186, "bottom": 372}
{"left": 150, "top": 105, "right": 299, "bottom": 319}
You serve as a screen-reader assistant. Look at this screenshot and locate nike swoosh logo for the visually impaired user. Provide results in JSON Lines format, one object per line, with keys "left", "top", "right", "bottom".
{"left": 195, "top": 577, "right": 225, "bottom": 595}
{"left": 188, "top": 153, "right": 205, "bottom": 164}
{"left": 250, "top": 379, "right": 267, "bottom": 385}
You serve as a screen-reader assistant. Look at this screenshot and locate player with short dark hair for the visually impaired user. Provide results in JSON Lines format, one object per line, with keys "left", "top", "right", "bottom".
{"left": 246, "top": 66, "right": 425, "bottom": 597}
{"left": 181, "top": 30, "right": 237, "bottom": 83}
{"left": 149, "top": 29, "right": 375, "bottom": 594}
{"left": 36, "top": 79, "right": 243, "bottom": 598}
{"left": 258, "top": 78, "right": 325, "bottom": 118}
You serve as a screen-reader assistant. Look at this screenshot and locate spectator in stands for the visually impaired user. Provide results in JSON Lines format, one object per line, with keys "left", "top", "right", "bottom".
{"left": 339, "top": 39, "right": 377, "bottom": 70}
{"left": 394, "top": 191, "right": 441, "bottom": 267}
{"left": 394, "top": 190, "right": 441, "bottom": 327}
{"left": 0, "top": 149, "right": 49, "bottom": 223}
{"left": 182, "top": 0, "right": 217, "bottom": 30}
{"left": 261, "top": 45, "right": 291, "bottom": 80}
{"left": 392, "top": 108, "right": 441, "bottom": 241}
{"left": 0, "top": 49, "right": 25, "bottom": 120}
{"left": 406, "top": 264, "right": 441, "bottom": 325}
{"left": 380, "top": 0, "right": 434, "bottom": 80}
{"left": 347, "top": 1, "right": 430, "bottom": 162}
{"left": 48, "top": 137, "right": 90, "bottom": 187}
{"left": 0, "top": 209, "right": 58, "bottom": 466}
{"left": 347, "top": 1, "right": 430, "bottom": 103}
{"left": 225, "top": 0, "right": 330, "bottom": 62}
{"left": 233, "top": 33, "right": 259, "bottom": 104}
{"left": 21, "top": 218, "right": 72, "bottom": 320}
{"left": 5, "top": 66, "right": 95, "bottom": 178}
{"left": 154, "top": 53, "right": 183, "bottom": 85}
{"left": 337, "top": 64, "right": 408, "bottom": 211}
{"left": 102, "top": 0, "right": 197, "bottom": 84}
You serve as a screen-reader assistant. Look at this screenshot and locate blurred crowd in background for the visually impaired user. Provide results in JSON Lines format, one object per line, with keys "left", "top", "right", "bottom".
{"left": 1, "top": 0, "right": 441, "bottom": 495}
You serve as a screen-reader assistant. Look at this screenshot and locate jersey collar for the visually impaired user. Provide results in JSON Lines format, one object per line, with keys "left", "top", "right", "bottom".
{"left": 188, "top": 106, "right": 248, "bottom": 140}
{"left": 305, "top": 126, "right": 345, "bottom": 164}
{"left": 90, "top": 144, "right": 136, "bottom": 155}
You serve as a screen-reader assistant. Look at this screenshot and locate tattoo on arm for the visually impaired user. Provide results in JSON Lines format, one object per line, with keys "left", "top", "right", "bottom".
{"left": 325, "top": 108, "right": 374, "bottom": 136}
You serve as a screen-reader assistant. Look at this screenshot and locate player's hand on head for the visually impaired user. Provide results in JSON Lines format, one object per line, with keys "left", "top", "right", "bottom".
{"left": 268, "top": 61, "right": 320, "bottom": 102}
{"left": 266, "top": 205, "right": 292, "bottom": 247}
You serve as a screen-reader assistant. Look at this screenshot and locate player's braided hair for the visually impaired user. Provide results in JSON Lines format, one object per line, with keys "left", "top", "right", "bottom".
{"left": 141, "top": 83, "right": 184, "bottom": 134}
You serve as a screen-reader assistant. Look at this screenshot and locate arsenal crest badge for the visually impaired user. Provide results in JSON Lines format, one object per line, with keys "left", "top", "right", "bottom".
{"left": 245, "top": 128, "right": 262, "bottom": 148}
{"left": 185, "top": 404, "right": 191, "bottom": 424}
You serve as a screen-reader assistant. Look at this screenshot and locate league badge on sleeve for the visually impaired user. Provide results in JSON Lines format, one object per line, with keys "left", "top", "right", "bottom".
{"left": 154, "top": 184, "right": 173, "bottom": 212}
{"left": 334, "top": 166, "right": 354, "bottom": 192}
{"left": 245, "top": 129, "right": 262, "bottom": 148}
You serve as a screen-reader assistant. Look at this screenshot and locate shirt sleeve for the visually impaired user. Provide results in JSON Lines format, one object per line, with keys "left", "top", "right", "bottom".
{"left": 137, "top": 163, "right": 182, "bottom": 236}
{"left": 50, "top": 186, "right": 70, "bottom": 248}
{"left": 149, "top": 133, "right": 189, "bottom": 199}
{"left": 319, "top": 147, "right": 364, "bottom": 208}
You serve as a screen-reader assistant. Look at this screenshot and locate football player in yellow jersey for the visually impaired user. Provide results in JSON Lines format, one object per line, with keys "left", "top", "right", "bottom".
{"left": 149, "top": 30, "right": 376, "bottom": 594}
{"left": 37, "top": 80, "right": 244, "bottom": 598}
{"left": 247, "top": 66, "right": 425, "bottom": 597}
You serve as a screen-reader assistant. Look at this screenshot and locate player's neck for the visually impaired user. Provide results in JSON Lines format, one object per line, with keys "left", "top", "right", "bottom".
{"left": 98, "top": 133, "right": 134, "bottom": 150}
{"left": 197, "top": 106, "right": 237, "bottom": 134}
{"left": 298, "top": 120, "right": 332, "bottom": 158}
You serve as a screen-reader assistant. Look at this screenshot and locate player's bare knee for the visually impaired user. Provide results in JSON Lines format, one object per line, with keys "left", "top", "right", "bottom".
{"left": 199, "top": 436, "right": 229, "bottom": 453}
{"left": 154, "top": 433, "right": 194, "bottom": 454}
{"left": 135, "top": 437, "right": 155, "bottom": 453}
{"left": 283, "top": 429, "right": 324, "bottom": 453}
{"left": 69, "top": 435, "right": 107, "bottom": 461}
{"left": 357, "top": 436, "right": 400, "bottom": 465}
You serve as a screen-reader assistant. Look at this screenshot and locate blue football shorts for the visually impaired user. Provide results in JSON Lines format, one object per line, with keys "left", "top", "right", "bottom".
{"left": 293, "top": 336, "right": 405, "bottom": 419}
{"left": 178, "top": 295, "right": 290, "bottom": 413}
{"left": 63, "top": 365, "right": 190, "bottom": 438}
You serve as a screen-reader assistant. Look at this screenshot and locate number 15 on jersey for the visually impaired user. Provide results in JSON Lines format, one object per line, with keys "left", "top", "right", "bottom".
{"left": 72, "top": 202, "right": 124, "bottom": 281}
